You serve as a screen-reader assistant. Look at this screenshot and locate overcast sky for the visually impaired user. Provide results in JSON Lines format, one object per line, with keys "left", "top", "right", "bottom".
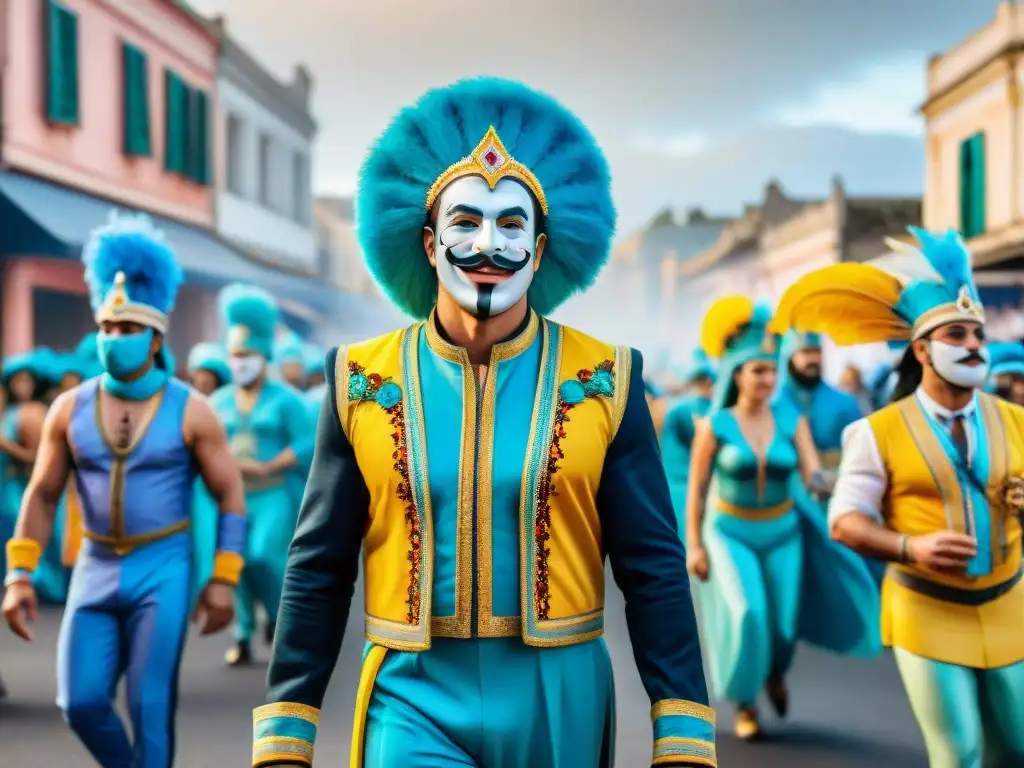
{"left": 189, "top": 0, "right": 1001, "bottom": 232}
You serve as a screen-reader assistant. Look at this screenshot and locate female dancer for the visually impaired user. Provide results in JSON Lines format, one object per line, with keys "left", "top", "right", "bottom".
{"left": 686, "top": 296, "right": 879, "bottom": 740}
{"left": 0, "top": 354, "right": 48, "bottom": 575}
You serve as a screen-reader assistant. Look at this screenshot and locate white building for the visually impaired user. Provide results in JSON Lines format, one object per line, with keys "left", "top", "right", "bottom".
{"left": 211, "top": 17, "right": 318, "bottom": 274}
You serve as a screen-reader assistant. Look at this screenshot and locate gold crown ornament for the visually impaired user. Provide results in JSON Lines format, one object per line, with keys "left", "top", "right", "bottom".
{"left": 955, "top": 285, "right": 985, "bottom": 320}
{"left": 425, "top": 126, "right": 549, "bottom": 215}
{"left": 96, "top": 271, "right": 169, "bottom": 333}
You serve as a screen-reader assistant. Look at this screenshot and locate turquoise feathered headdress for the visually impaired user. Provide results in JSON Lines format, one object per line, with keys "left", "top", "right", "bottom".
{"left": 701, "top": 296, "right": 778, "bottom": 412}
{"left": 987, "top": 341, "right": 1024, "bottom": 382}
{"left": 2, "top": 351, "right": 45, "bottom": 384}
{"left": 187, "top": 341, "right": 232, "bottom": 385}
{"left": 82, "top": 211, "right": 184, "bottom": 334}
{"left": 274, "top": 330, "right": 305, "bottom": 365}
{"left": 685, "top": 348, "right": 717, "bottom": 383}
{"left": 219, "top": 283, "right": 278, "bottom": 359}
{"left": 780, "top": 331, "right": 822, "bottom": 364}
{"left": 357, "top": 76, "right": 616, "bottom": 319}
{"left": 302, "top": 341, "right": 326, "bottom": 377}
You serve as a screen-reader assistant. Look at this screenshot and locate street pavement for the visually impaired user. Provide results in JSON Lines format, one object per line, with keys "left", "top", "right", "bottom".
{"left": 0, "top": 575, "right": 927, "bottom": 767}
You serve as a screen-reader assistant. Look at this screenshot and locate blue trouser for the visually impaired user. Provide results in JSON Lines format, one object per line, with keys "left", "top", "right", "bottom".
{"left": 699, "top": 509, "right": 804, "bottom": 705}
{"left": 363, "top": 637, "right": 615, "bottom": 767}
{"left": 57, "top": 533, "right": 192, "bottom": 768}
{"left": 235, "top": 485, "right": 293, "bottom": 642}
{"left": 894, "top": 648, "right": 1024, "bottom": 768}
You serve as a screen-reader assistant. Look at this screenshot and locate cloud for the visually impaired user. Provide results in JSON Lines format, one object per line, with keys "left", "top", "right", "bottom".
{"left": 611, "top": 126, "right": 924, "bottom": 230}
{"left": 771, "top": 57, "right": 927, "bottom": 136}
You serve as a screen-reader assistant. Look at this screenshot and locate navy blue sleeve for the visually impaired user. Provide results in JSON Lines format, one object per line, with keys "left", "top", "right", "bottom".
{"left": 264, "top": 345, "right": 368, "bottom": 710}
{"left": 600, "top": 349, "right": 717, "bottom": 767}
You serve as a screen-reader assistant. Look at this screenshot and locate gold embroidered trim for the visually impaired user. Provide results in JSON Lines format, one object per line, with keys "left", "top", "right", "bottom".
{"left": 424, "top": 126, "right": 549, "bottom": 215}
{"left": 651, "top": 699, "right": 717, "bottom": 724}
{"left": 980, "top": 393, "right": 1009, "bottom": 564}
{"left": 610, "top": 344, "right": 631, "bottom": 438}
{"left": 334, "top": 346, "right": 350, "bottom": 442}
{"left": 253, "top": 702, "right": 320, "bottom": 725}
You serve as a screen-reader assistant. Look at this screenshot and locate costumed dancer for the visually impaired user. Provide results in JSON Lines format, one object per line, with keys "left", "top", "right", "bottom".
{"left": 661, "top": 348, "right": 717, "bottom": 537}
{"left": 0, "top": 354, "right": 48, "bottom": 576}
{"left": 1, "top": 212, "right": 245, "bottom": 767}
{"left": 188, "top": 342, "right": 234, "bottom": 591}
{"left": 985, "top": 340, "right": 1024, "bottom": 405}
{"left": 212, "top": 285, "right": 313, "bottom": 667}
{"left": 774, "top": 227, "right": 1024, "bottom": 766}
{"left": 686, "top": 296, "right": 879, "bottom": 741}
{"left": 251, "top": 78, "right": 715, "bottom": 768}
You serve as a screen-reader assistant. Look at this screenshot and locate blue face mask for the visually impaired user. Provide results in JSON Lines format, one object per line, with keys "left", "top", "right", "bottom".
{"left": 97, "top": 328, "right": 155, "bottom": 380}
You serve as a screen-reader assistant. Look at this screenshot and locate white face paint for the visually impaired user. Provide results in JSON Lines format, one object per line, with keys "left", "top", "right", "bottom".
{"left": 229, "top": 355, "right": 266, "bottom": 388}
{"left": 430, "top": 176, "right": 538, "bottom": 319}
{"left": 928, "top": 339, "right": 990, "bottom": 389}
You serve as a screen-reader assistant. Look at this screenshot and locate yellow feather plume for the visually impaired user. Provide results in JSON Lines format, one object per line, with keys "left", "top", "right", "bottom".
{"left": 770, "top": 263, "right": 908, "bottom": 345}
{"left": 700, "top": 295, "right": 755, "bottom": 359}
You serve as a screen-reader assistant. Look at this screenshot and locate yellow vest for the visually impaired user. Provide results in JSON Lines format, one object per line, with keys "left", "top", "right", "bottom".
{"left": 335, "top": 314, "right": 631, "bottom": 651}
{"left": 868, "top": 393, "right": 1024, "bottom": 668}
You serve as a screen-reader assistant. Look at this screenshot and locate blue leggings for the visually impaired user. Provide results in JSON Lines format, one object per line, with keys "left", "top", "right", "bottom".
{"left": 895, "top": 649, "right": 1024, "bottom": 768}
{"left": 235, "top": 487, "right": 293, "bottom": 642}
{"left": 57, "top": 536, "right": 191, "bottom": 768}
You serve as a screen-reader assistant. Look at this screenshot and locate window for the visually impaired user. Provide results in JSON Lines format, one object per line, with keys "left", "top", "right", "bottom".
{"left": 121, "top": 42, "right": 150, "bottom": 156}
{"left": 959, "top": 132, "right": 986, "bottom": 239}
{"left": 163, "top": 68, "right": 210, "bottom": 185}
{"left": 291, "top": 151, "right": 309, "bottom": 223}
{"left": 226, "top": 114, "right": 245, "bottom": 195}
{"left": 258, "top": 133, "right": 273, "bottom": 207}
{"left": 44, "top": 1, "right": 79, "bottom": 125}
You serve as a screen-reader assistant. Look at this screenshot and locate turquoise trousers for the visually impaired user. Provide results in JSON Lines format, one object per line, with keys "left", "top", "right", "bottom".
{"left": 894, "top": 648, "right": 1024, "bottom": 767}
{"left": 363, "top": 637, "right": 615, "bottom": 767}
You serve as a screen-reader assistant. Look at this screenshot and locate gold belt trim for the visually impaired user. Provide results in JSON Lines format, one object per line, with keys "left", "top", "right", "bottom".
{"left": 715, "top": 499, "right": 792, "bottom": 521}
{"left": 83, "top": 519, "right": 191, "bottom": 555}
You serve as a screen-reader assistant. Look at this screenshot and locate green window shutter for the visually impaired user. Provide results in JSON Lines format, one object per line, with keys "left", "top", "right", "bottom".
{"left": 970, "top": 133, "right": 986, "bottom": 238}
{"left": 121, "top": 43, "right": 151, "bottom": 156}
{"left": 44, "top": 1, "right": 79, "bottom": 124}
{"left": 164, "top": 70, "right": 187, "bottom": 173}
{"left": 185, "top": 88, "right": 210, "bottom": 185}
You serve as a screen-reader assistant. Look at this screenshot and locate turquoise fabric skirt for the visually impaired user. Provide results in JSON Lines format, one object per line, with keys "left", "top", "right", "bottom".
{"left": 363, "top": 637, "right": 615, "bottom": 767}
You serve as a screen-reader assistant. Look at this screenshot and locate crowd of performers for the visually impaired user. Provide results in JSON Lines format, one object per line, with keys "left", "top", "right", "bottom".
{"left": 1, "top": 74, "right": 1024, "bottom": 768}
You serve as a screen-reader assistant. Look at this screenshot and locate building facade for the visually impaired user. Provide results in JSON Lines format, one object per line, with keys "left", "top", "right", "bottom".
{"left": 211, "top": 16, "right": 319, "bottom": 275}
{"left": 922, "top": 0, "right": 1024, "bottom": 339}
{"left": 678, "top": 179, "right": 920, "bottom": 380}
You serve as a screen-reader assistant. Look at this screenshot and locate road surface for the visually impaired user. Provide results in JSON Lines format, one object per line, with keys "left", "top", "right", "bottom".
{"left": 0, "top": 577, "right": 926, "bottom": 767}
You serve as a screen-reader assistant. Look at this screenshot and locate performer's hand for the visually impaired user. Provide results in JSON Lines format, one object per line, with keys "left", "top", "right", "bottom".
{"left": 2, "top": 581, "right": 38, "bottom": 642}
{"left": 686, "top": 544, "right": 710, "bottom": 582}
{"left": 908, "top": 531, "right": 976, "bottom": 572}
{"left": 193, "top": 582, "right": 235, "bottom": 636}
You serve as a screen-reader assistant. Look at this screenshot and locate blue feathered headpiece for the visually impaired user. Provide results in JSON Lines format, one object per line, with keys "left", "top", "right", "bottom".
{"left": 881, "top": 227, "right": 984, "bottom": 340}
{"left": 700, "top": 297, "right": 778, "bottom": 412}
{"left": 987, "top": 341, "right": 1024, "bottom": 384}
{"left": 219, "top": 283, "right": 278, "bottom": 359}
{"left": 780, "top": 331, "right": 822, "bottom": 363}
{"left": 274, "top": 330, "right": 305, "bottom": 365}
{"left": 357, "top": 77, "right": 616, "bottom": 319}
{"left": 187, "top": 342, "right": 232, "bottom": 385}
{"left": 685, "top": 348, "right": 717, "bottom": 383}
{"left": 82, "top": 211, "right": 184, "bottom": 334}
{"left": 302, "top": 342, "right": 326, "bottom": 377}
{"left": 2, "top": 352, "right": 45, "bottom": 384}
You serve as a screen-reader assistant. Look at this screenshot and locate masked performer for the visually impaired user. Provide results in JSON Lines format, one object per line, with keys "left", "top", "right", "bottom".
{"left": 1, "top": 213, "right": 245, "bottom": 767}
{"left": 773, "top": 227, "right": 1024, "bottom": 767}
{"left": 662, "top": 348, "right": 717, "bottom": 536}
{"left": 251, "top": 77, "right": 714, "bottom": 768}
{"left": 274, "top": 332, "right": 308, "bottom": 391}
{"left": 986, "top": 341, "right": 1024, "bottom": 406}
{"left": 303, "top": 341, "right": 326, "bottom": 390}
{"left": 188, "top": 342, "right": 232, "bottom": 398}
{"left": 212, "top": 285, "right": 313, "bottom": 667}
{"left": 686, "top": 296, "right": 879, "bottom": 741}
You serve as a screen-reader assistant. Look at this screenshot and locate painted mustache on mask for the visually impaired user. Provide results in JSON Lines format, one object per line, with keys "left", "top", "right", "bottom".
{"left": 439, "top": 233, "right": 532, "bottom": 273}
{"left": 956, "top": 351, "right": 986, "bottom": 365}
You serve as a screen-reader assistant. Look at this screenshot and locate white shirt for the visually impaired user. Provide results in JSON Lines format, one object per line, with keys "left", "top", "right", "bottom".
{"left": 827, "top": 388, "right": 979, "bottom": 526}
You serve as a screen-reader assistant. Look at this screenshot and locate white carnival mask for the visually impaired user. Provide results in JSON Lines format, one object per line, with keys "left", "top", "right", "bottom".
{"left": 928, "top": 339, "right": 990, "bottom": 389}
{"left": 430, "top": 176, "right": 540, "bottom": 319}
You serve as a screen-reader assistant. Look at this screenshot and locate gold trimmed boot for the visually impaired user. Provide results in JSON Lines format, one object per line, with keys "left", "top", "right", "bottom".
{"left": 734, "top": 706, "right": 761, "bottom": 741}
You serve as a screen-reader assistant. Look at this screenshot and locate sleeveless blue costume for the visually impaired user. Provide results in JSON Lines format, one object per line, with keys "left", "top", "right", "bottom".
{"left": 661, "top": 393, "right": 712, "bottom": 538}
{"left": 57, "top": 379, "right": 196, "bottom": 767}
